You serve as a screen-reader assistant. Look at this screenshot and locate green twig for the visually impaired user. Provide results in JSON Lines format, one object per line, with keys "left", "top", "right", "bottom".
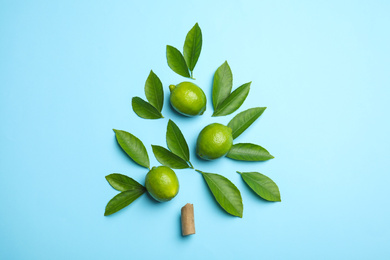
{"left": 188, "top": 161, "right": 194, "bottom": 169}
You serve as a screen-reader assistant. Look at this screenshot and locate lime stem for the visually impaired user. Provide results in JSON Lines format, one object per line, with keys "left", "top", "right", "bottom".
{"left": 188, "top": 161, "right": 194, "bottom": 169}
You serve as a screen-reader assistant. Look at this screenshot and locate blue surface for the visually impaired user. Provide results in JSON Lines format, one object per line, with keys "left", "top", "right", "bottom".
{"left": 1, "top": 0, "right": 390, "bottom": 259}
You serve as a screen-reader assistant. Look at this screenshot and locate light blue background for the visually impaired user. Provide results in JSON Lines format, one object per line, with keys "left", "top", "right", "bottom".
{"left": 1, "top": 0, "right": 389, "bottom": 259}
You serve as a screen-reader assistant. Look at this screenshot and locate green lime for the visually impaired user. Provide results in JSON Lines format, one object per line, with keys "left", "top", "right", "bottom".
{"left": 196, "top": 123, "right": 233, "bottom": 160}
{"left": 145, "top": 166, "right": 179, "bottom": 202}
{"left": 169, "top": 82, "right": 206, "bottom": 117}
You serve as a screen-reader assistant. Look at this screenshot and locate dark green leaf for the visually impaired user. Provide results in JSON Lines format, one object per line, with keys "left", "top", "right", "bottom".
{"left": 105, "top": 173, "right": 145, "bottom": 192}
{"left": 144, "top": 70, "right": 164, "bottom": 112}
{"left": 113, "top": 129, "right": 150, "bottom": 169}
{"left": 151, "top": 145, "right": 190, "bottom": 169}
{"left": 183, "top": 23, "right": 202, "bottom": 72}
{"left": 104, "top": 189, "right": 145, "bottom": 216}
{"left": 238, "top": 171, "right": 281, "bottom": 202}
{"left": 166, "top": 120, "right": 190, "bottom": 162}
{"left": 226, "top": 143, "right": 274, "bottom": 161}
{"left": 198, "top": 170, "right": 243, "bottom": 217}
{"left": 132, "top": 97, "right": 163, "bottom": 119}
{"left": 212, "top": 82, "right": 251, "bottom": 117}
{"left": 166, "top": 45, "right": 190, "bottom": 78}
{"left": 228, "top": 107, "right": 266, "bottom": 139}
{"left": 212, "top": 61, "right": 233, "bottom": 110}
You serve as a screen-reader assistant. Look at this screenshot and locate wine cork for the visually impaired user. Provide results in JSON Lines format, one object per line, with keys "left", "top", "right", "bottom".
{"left": 181, "top": 203, "right": 195, "bottom": 236}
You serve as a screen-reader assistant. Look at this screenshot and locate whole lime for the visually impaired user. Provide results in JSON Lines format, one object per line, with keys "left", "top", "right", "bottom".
{"left": 145, "top": 166, "right": 179, "bottom": 202}
{"left": 196, "top": 123, "right": 233, "bottom": 160}
{"left": 169, "top": 82, "right": 206, "bottom": 117}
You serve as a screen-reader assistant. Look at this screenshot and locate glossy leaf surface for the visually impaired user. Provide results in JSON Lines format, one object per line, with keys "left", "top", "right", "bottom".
{"left": 212, "top": 61, "right": 233, "bottom": 110}
{"left": 144, "top": 70, "right": 164, "bottom": 112}
{"left": 228, "top": 107, "right": 266, "bottom": 139}
{"left": 200, "top": 171, "right": 243, "bottom": 217}
{"left": 152, "top": 145, "right": 190, "bottom": 169}
{"left": 132, "top": 97, "right": 163, "bottom": 119}
{"left": 166, "top": 120, "right": 190, "bottom": 161}
{"left": 183, "top": 23, "right": 202, "bottom": 72}
{"left": 113, "top": 129, "right": 150, "bottom": 169}
{"left": 166, "top": 45, "right": 190, "bottom": 78}
{"left": 212, "top": 82, "right": 251, "bottom": 117}
{"left": 104, "top": 189, "right": 145, "bottom": 216}
{"left": 238, "top": 171, "right": 281, "bottom": 202}
{"left": 105, "top": 173, "right": 145, "bottom": 192}
{"left": 226, "top": 143, "right": 274, "bottom": 161}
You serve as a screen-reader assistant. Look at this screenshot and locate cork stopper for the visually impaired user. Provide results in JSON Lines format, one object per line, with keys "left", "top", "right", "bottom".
{"left": 181, "top": 203, "right": 195, "bottom": 236}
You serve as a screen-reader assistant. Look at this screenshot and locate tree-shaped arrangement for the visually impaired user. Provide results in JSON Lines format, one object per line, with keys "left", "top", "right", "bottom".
{"left": 104, "top": 23, "right": 281, "bottom": 221}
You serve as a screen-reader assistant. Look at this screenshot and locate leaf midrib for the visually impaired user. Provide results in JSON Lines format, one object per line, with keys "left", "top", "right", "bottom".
{"left": 244, "top": 173, "right": 279, "bottom": 199}
{"left": 204, "top": 173, "right": 241, "bottom": 215}
{"left": 170, "top": 125, "right": 188, "bottom": 161}
{"left": 106, "top": 190, "right": 144, "bottom": 215}
{"left": 188, "top": 28, "right": 198, "bottom": 70}
{"left": 215, "top": 65, "right": 232, "bottom": 108}
{"left": 110, "top": 179, "right": 143, "bottom": 191}
{"left": 231, "top": 111, "right": 261, "bottom": 139}
{"left": 214, "top": 84, "right": 248, "bottom": 115}
{"left": 151, "top": 75, "right": 162, "bottom": 111}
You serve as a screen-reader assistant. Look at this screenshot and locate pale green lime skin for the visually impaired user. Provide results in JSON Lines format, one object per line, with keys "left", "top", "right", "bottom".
{"left": 169, "top": 82, "right": 206, "bottom": 117}
{"left": 196, "top": 123, "right": 233, "bottom": 160}
{"left": 145, "top": 166, "right": 179, "bottom": 202}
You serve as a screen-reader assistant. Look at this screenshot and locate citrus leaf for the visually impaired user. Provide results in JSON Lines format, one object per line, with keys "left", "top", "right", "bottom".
{"left": 227, "top": 107, "right": 266, "bottom": 139}
{"left": 105, "top": 173, "right": 145, "bottom": 192}
{"left": 183, "top": 23, "right": 202, "bottom": 72}
{"left": 132, "top": 97, "right": 163, "bottom": 119}
{"left": 144, "top": 70, "right": 164, "bottom": 112}
{"left": 104, "top": 189, "right": 145, "bottom": 216}
{"left": 151, "top": 145, "right": 191, "bottom": 169}
{"left": 212, "top": 82, "right": 251, "bottom": 117}
{"left": 166, "top": 120, "right": 190, "bottom": 162}
{"left": 113, "top": 129, "right": 150, "bottom": 169}
{"left": 212, "top": 61, "right": 233, "bottom": 110}
{"left": 166, "top": 45, "right": 190, "bottom": 78}
{"left": 238, "top": 171, "right": 281, "bottom": 202}
{"left": 198, "top": 170, "right": 243, "bottom": 218}
{"left": 226, "top": 143, "right": 274, "bottom": 161}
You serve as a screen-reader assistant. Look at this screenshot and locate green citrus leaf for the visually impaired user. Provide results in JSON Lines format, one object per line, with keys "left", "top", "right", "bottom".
{"left": 105, "top": 173, "right": 145, "bottom": 192}
{"left": 166, "top": 120, "right": 190, "bottom": 162}
{"left": 212, "top": 82, "right": 251, "bottom": 117}
{"left": 104, "top": 189, "right": 145, "bottom": 216}
{"left": 113, "top": 129, "right": 150, "bottom": 169}
{"left": 166, "top": 45, "right": 190, "bottom": 78}
{"left": 198, "top": 170, "right": 243, "bottom": 218}
{"left": 151, "top": 145, "right": 191, "bottom": 169}
{"left": 132, "top": 97, "right": 163, "bottom": 119}
{"left": 227, "top": 107, "right": 266, "bottom": 139}
{"left": 183, "top": 23, "right": 202, "bottom": 72}
{"left": 212, "top": 61, "right": 233, "bottom": 110}
{"left": 238, "top": 171, "right": 281, "bottom": 202}
{"left": 226, "top": 143, "right": 274, "bottom": 161}
{"left": 144, "top": 70, "right": 164, "bottom": 112}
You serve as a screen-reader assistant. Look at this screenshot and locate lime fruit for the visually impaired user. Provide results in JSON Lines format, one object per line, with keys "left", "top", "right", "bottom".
{"left": 145, "top": 166, "right": 179, "bottom": 202}
{"left": 169, "top": 82, "right": 206, "bottom": 117}
{"left": 196, "top": 123, "right": 233, "bottom": 160}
